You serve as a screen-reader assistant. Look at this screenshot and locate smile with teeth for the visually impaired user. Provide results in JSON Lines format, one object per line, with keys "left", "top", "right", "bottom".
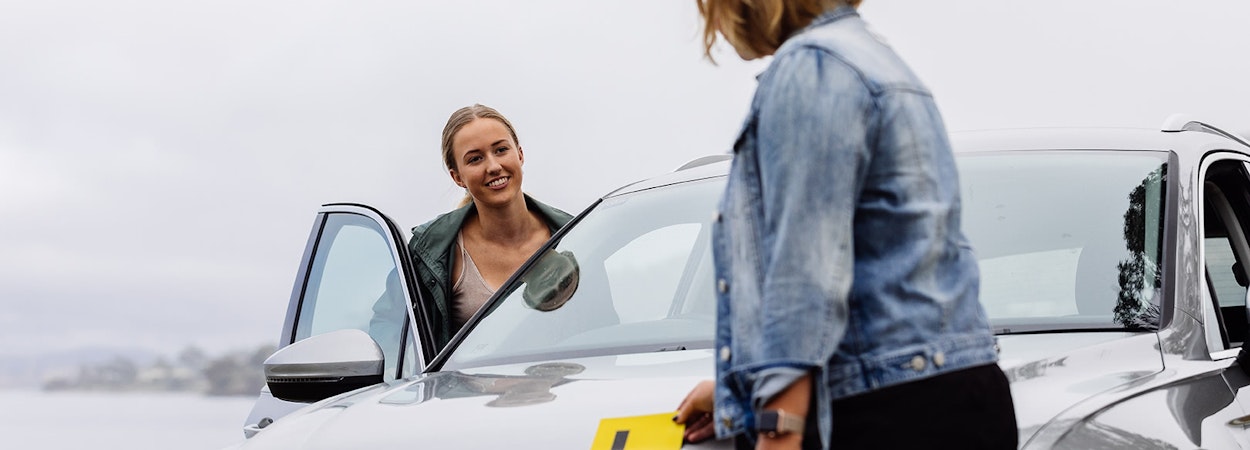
{"left": 487, "top": 177, "right": 509, "bottom": 188}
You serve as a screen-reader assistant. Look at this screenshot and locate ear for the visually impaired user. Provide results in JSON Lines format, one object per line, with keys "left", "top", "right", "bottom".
{"left": 450, "top": 168, "right": 465, "bottom": 188}
{"left": 517, "top": 146, "right": 525, "bottom": 164}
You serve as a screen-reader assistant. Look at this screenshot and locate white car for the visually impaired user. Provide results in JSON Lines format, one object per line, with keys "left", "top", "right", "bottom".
{"left": 233, "top": 115, "right": 1250, "bottom": 449}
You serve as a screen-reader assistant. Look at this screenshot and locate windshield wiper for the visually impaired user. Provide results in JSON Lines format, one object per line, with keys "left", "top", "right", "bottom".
{"left": 994, "top": 326, "right": 1138, "bottom": 335}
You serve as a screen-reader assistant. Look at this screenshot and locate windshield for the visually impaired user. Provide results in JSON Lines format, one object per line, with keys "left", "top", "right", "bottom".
{"left": 444, "top": 151, "right": 1168, "bottom": 369}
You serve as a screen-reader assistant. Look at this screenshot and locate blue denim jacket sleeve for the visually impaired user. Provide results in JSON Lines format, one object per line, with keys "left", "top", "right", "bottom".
{"left": 747, "top": 46, "right": 874, "bottom": 403}
{"left": 752, "top": 366, "right": 807, "bottom": 411}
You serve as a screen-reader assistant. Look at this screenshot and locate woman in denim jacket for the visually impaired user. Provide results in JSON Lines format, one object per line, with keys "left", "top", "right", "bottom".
{"left": 674, "top": 2, "right": 1016, "bottom": 449}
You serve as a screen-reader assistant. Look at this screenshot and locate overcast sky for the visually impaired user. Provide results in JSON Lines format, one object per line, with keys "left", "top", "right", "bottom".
{"left": 2, "top": 0, "right": 1248, "bottom": 359}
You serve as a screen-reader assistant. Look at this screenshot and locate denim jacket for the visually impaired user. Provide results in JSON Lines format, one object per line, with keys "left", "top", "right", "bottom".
{"left": 710, "top": 7, "right": 997, "bottom": 447}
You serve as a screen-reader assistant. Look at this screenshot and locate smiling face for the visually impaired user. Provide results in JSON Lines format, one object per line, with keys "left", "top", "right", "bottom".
{"left": 449, "top": 117, "right": 525, "bottom": 209}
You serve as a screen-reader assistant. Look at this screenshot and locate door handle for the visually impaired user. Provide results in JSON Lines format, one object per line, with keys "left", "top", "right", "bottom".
{"left": 242, "top": 417, "right": 274, "bottom": 438}
{"left": 1228, "top": 414, "right": 1250, "bottom": 427}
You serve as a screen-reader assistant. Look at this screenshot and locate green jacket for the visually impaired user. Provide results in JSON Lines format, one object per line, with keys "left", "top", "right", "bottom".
{"left": 408, "top": 194, "right": 573, "bottom": 352}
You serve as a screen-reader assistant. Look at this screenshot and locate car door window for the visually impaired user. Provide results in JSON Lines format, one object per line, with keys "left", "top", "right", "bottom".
{"left": 295, "top": 212, "right": 410, "bottom": 381}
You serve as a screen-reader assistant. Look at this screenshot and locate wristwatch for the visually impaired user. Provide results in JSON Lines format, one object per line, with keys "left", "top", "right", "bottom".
{"left": 756, "top": 409, "right": 805, "bottom": 438}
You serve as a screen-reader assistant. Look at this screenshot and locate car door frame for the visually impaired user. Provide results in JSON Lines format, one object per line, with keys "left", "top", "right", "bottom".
{"left": 1196, "top": 153, "right": 1250, "bottom": 361}
{"left": 1188, "top": 151, "right": 1250, "bottom": 448}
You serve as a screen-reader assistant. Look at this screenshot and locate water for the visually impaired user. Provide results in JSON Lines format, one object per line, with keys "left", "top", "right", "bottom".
{"left": 0, "top": 390, "right": 256, "bottom": 450}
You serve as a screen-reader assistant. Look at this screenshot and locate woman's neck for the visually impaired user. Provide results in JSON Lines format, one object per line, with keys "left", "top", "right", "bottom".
{"left": 468, "top": 196, "right": 543, "bottom": 245}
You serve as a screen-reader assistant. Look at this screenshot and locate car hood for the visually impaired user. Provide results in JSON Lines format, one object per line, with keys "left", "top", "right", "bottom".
{"left": 233, "top": 332, "right": 1159, "bottom": 449}
{"left": 233, "top": 349, "right": 729, "bottom": 449}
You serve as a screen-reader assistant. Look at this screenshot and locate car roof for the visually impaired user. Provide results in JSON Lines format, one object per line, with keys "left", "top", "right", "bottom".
{"left": 607, "top": 125, "right": 1250, "bottom": 198}
{"left": 951, "top": 126, "right": 1248, "bottom": 155}
{"left": 604, "top": 155, "right": 732, "bottom": 198}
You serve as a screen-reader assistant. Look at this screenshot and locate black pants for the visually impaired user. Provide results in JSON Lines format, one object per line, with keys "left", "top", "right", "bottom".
{"left": 737, "top": 364, "right": 1017, "bottom": 449}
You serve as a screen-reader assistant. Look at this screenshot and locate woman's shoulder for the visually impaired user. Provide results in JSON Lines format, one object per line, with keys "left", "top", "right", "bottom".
{"left": 771, "top": 13, "right": 924, "bottom": 95}
{"left": 410, "top": 205, "right": 473, "bottom": 253}
{"left": 410, "top": 215, "right": 442, "bottom": 237}
{"left": 524, "top": 194, "right": 573, "bottom": 229}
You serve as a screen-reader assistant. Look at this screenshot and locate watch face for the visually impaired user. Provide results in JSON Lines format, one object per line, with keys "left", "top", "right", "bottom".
{"left": 757, "top": 411, "right": 781, "bottom": 432}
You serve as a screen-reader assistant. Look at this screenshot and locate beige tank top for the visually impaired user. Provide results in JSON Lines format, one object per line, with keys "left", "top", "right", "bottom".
{"left": 451, "top": 232, "right": 496, "bottom": 328}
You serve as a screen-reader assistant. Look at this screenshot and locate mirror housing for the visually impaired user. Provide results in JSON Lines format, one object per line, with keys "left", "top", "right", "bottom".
{"left": 264, "top": 329, "right": 385, "bottom": 403}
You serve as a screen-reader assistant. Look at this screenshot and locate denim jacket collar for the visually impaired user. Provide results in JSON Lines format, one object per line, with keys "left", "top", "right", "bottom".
{"left": 792, "top": 6, "right": 859, "bottom": 41}
{"left": 755, "top": 6, "right": 859, "bottom": 82}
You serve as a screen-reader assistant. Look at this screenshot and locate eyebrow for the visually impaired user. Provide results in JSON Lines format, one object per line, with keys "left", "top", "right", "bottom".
{"left": 466, "top": 140, "right": 510, "bottom": 154}
{"left": 462, "top": 140, "right": 511, "bottom": 160}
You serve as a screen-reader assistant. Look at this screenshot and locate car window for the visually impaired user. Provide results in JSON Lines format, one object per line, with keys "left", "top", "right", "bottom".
{"left": 295, "top": 212, "right": 409, "bottom": 381}
{"left": 959, "top": 151, "right": 1168, "bottom": 332}
{"left": 1206, "top": 238, "right": 1245, "bottom": 309}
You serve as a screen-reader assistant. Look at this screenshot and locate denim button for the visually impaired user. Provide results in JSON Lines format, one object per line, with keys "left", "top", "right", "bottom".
{"left": 719, "top": 346, "right": 732, "bottom": 362}
{"left": 933, "top": 352, "right": 946, "bottom": 367}
{"left": 910, "top": 355, "right": 926, "bottom": 371}
{"left": 718, "top": 279, "right": 729, "bottom": 293}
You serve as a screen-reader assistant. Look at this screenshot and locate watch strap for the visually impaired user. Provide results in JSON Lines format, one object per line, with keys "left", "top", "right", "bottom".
{"left": 756, "top": 409, "right": 805, "bottom": 438}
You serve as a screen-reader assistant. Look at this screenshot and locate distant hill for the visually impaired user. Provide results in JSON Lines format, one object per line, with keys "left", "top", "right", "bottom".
{"left": 0, "top": 344, "right": 272, "bottom": 397}
{"left": 0, "top": 347, "right": 159, "bottom": 388}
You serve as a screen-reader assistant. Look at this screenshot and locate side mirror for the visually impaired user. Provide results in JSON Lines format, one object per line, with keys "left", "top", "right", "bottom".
{"left": 264, "top": 329, "right": 385, "bottom": 403}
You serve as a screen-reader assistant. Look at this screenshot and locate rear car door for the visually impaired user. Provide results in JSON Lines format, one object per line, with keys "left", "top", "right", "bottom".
{"left": 241, "top": 204, "right": 433, "bottom": 436}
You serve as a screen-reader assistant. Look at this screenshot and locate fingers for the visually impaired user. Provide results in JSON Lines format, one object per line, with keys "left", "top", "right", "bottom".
{"left": 674, "top": 379, "right": 714, "bottom": 424}
{"left": 676, "top": 380, "right": 719, "bottom": 443}
{"left": 683, "top": 413, "right": 716, "bottom": 443}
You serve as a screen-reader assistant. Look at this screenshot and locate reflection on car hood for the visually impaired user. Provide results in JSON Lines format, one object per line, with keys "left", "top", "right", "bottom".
{"left": 233, "top": 332, "right": 1159, "bottom": 449}
{"left": 997, "top": 331, "right": 1146, "bottom": 372}
{"left": 234, "top": 350, "right": 729, "bottom": 449}
{"left": 996, "top": 331, "right": 1163, "bottom": 445}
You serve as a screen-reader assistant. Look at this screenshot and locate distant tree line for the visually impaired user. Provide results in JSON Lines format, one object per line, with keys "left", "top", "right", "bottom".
{"left": 42, "top": 344, "right": 277, "bottom": 396}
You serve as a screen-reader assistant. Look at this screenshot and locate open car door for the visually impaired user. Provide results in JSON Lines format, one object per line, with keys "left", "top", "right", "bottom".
{"left": 241, "top": 203, "right": 434, "bottom": 437}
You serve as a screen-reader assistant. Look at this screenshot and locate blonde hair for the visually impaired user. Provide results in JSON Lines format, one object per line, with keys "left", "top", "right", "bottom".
{"left": 696, "top": 0, "right": 861, "bottom": 62}
{"left": 441, "top": 104, "right": 522, "bottom": 208}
